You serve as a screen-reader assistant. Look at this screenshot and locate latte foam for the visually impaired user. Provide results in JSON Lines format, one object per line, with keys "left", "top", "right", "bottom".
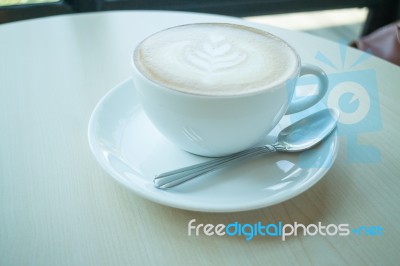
{"left": 134, "top": 23, "right": 299, "bottom": 96}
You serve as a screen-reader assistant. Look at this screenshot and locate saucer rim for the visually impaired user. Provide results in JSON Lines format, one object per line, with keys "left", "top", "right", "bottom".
{"left": 88, "top": 78, "right": 339, "bottom": 212}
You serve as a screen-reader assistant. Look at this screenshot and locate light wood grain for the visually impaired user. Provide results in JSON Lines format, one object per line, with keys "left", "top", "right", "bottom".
{"left": 0, "top": 11, "right": 399, "bottom": 266}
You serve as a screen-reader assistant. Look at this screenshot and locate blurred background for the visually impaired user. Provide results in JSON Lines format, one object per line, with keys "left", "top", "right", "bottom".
{"left": 245, "top": 8, "right": 367, "bottom": 42}
{"left": 0, "top": 0, "right": 398, "bottom": 43}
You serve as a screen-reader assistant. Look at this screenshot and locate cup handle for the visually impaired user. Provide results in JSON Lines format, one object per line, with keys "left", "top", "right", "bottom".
{"left": 286, "top": 64, "right": 328, "bottom": 114}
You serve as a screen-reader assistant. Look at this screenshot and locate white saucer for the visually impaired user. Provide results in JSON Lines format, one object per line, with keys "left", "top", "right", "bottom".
{"left": 88, "top": 79, "right": 338, "bottom": 212}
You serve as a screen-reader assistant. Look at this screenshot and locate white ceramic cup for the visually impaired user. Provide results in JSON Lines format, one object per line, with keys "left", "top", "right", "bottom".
{"left": 132, "top": 23, "right": 328, "bottom": 157}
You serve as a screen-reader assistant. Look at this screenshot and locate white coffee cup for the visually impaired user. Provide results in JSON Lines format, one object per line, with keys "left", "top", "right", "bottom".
{"left": 132, "top": 23, "right": 328, "bottom": 157}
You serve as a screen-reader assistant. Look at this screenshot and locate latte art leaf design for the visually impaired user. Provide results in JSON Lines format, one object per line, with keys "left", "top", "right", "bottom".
{"left": 136, "top": 23, "right": 298, "bottom": 95}
{"left": 184, "top": 35, "right": 247, "bottom": 72}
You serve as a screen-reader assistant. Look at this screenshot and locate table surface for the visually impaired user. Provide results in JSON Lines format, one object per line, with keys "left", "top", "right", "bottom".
{"left": 1, "top": 11, "right": 399, "bottom": 266}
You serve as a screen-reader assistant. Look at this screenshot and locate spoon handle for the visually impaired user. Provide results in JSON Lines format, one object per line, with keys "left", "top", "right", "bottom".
{"left": 154, "top": 144, "right": 280, "bottom": 189}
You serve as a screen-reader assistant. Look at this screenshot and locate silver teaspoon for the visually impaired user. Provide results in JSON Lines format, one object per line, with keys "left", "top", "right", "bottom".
{"left": 154, "top": 108, "right": 339, "bottom": 189}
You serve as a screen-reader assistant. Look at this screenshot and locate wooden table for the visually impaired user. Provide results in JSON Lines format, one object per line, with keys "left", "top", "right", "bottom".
{"left": 1, "top": 11, "right": 399, "bottom": 265}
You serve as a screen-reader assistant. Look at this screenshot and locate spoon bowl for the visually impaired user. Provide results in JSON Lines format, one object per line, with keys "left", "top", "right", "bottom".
{"left": 279, "top": 108, "right": 339, "bottom": 152}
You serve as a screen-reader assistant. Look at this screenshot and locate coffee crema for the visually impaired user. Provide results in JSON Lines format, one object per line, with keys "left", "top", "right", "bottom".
{"left": 134, "top": 23, "right": 299, "bottom": 96}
